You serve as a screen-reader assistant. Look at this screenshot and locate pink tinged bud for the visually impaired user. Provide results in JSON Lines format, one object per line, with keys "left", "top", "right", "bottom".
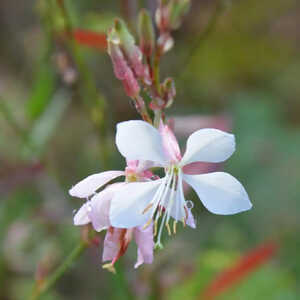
{"left": 107, "top": 40, "right": 128, "bottom": 80}
{"left": 107, "top": 30, "right": 140, "bottom": 97}
{"left": 122, "top": 68, "right": 140, "bottom": 98}
{"left": 169, "top": 0, "right": 191, "bottom": 30}
{"left": 157, "top": 33, "right": 174, "bottom": 54}
{"left": 162, "top": 77, "right": 176, "bottom": 108}
{"left": 155, "top": 5, "right": 170, "bottom": 32}
{"left": 138, "top": 9, "right": 155, "bottom": 57}
{"left": 114, "top": 18, "right": 152, "bottom": 85}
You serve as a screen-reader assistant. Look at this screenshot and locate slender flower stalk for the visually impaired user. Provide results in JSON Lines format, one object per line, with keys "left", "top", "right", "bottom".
{"left": 29, "top": 231, "right": 96, "bottom": 300}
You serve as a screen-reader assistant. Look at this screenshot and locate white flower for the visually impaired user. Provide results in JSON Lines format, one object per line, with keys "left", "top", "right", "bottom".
{"left": 110, "top": 120, "right": 252, "bottom": 247}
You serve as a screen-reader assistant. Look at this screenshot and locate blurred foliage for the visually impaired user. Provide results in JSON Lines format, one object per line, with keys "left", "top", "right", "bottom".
{"left": 1, "top": 0, "right": 300, "bottom": 299}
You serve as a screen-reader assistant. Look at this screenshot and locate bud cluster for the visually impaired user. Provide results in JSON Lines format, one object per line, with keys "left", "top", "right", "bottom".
{"left": 106, "top": 0, "right": 190, "bottom": 124}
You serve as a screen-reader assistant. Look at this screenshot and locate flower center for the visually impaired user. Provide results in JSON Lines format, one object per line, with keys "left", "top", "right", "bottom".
{"left": 142, "top": 164, "right": 188, "bottom": 249}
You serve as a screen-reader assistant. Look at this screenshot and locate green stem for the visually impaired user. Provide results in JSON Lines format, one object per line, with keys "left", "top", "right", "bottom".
{"left": 29, "top": 240, "right": 88, "bottom": 300}
{"left": 0, "top": 99, "right": 27, "bottom": 139}
{"left": 53, "top": 0, "right": 111, "bottom": 168}
{"left": 153, "top": 109, "right": 162, "bottom": 128}
{"left": 152, "top": 50, "right": 162, "bottom": 96}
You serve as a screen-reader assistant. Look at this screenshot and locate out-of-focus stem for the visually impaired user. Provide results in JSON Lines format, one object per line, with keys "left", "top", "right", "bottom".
{"left": 29, "top": 240, "right": 88, "bottom": 300}
{"left": 0, "top": 99, "right": 27, "bottom": 139}
{"left": 152, "top": 50, "right": 162, "bottom": 96}
{"left": 54, "top": 0, "right": 111, "bottom": 168}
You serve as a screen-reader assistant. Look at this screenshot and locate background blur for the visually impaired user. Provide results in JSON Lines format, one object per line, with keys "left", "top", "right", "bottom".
{"left": 1, "top": 0, "right": 300, "bottom": 299}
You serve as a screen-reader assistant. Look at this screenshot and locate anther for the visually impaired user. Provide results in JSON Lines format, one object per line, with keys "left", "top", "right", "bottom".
{"left": 142, "top": 203, "right": 153, "bottom": 214}
{"left": 166, "top": 222, "right": 171, "bottom": 236}
{"left": 143, "top": 218, "right": 152, "bottom": 230}
{"left": 154, "top": 220, "right": 158, "bottom": 236}
{"left": 173, "top": 220, "right": 177, "bottom": 234}
{"left": 102, "top": 263, "right": 116, "bottom": 274}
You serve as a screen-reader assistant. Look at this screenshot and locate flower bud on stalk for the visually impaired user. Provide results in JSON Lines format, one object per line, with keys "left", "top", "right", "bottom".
{"left": 169, "top": 0, "right": 191, "bottom": 30}
{"left": 107, "top": 29, "right": 140, "bottom": 98}
{"left": 157, "top": 33, "right": 174, "bottom": 55}
{"left": 156, "top": 0, "right": 191, "bottom": 34}
{"left": 162, "top": 77, "right": 176, "bottom": 108}
{"left": 114, "top": 19, "right": 151, "bottom": 84}
{"left": 138, "top": 9, "right": 155, "bottom": 58}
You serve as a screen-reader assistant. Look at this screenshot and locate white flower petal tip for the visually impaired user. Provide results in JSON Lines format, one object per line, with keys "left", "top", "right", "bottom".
{"left": 110, "top": 179, "right": 163, "bottom": 228}
{"left": 180, "top": 128, "right": 236, "bottom": 166}
{"left": 73, "top": 203, "right": 90, "bottom": 226}
{"left": 183, "top": 172, "right": 252, "bottom": 215}
{"left": 69, "top": 170, "right": 124, "bottom": 198}
{"left": 116, "top": 120, "right": 168, "bottom": 165}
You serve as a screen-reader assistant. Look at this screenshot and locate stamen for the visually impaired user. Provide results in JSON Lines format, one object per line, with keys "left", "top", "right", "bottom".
{"left": 156, "top": 169, "right": 175, "bottom": 245}
{"left": 154, "top": 220, "right": 158, "bottom": 236}
{"left": 173, "top": 220, "right": 177, "bottom": 234}
{"left": 154, "top": 167, "right": 174, "bottom": 223}
{"left": 182, "top": 217, "right": 186, "bottom": 227}
{"left": 143, "top": 218, "right": 152, "bottom": 230}
{"left": 142, "top": 203, "right": 153, "bottom": 214}
{"left": 165, "top": 222, "right": 171, "bottom": 236}
{"left": 102, "top": 263, "right": 116, "bottom": 274}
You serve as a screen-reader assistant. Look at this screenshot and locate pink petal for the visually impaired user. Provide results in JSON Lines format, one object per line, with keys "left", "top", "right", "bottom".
{"left": 182, "top": 161, "right": 220, "bottom": 175}
{"left": 134, "top": 224, "right": 154, "bottom": 268}
{"left": 159, "top": 121, "right": 182, "bottom": 163}
{"left": 102, "top": 228, "right": 133, "bottom": 263}
{"left": 186, "top": 209, "right": 196, "bottom": 229}
{"left": 102, "top": 228, "right": 123, "bottom": 262}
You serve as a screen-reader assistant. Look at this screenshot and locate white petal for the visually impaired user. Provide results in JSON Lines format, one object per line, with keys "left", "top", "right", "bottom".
{"left": 69, "top": 171, "right": 124, "bottom": 198}
{"left": 183, "top": 172, "right": 252, "bottom": 215}
{"left": 73, "top": 203, "right": 90, "bottom": 225}
{"left": 180, "top": 128, "right": 235, "bottom": 166}
{"left": 89, "top": 183, "right": 126, "bottom": 232}
{"left": 116, "top": 120, "right": 167, "bottom": 165}
{"left": 110, "top": 179, "right": 163, "bottom": 228}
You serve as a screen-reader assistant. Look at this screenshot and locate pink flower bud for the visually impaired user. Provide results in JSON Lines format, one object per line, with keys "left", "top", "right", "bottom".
{"left": 122, "top": 69, "right": 140, "bottom": 98}
{"left": 157, "top": 33, "right": 174, "bottom": 54}
{"left": 138, "top": 9, "right": 155, "bottom": 57}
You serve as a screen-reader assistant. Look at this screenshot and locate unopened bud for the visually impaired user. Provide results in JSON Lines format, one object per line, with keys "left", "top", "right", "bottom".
{"left": 107, "top": 37, "right": 128, "bottom": 80}
{"left": 157, "top": 33, "right": 174, "bottom": 54}
{"left": 122, "top": 69, "right": 140, "bottom": 98}
{"left": 155, "top": 5, "right": 170, "bottom": 32}
{"left": 114, "top": 18, "right": 151, "bottom": 85}
{"left": 138, "top": 9, "right": 155, "bottom": 57}
{"left": 155, "top": 0, "right": 190, "bottom": 32}
{"left": 107, "top": 28, "right": 140, "bottom": 98}
{"left": 162, "top": 77, "right": 176, "bottom": 108}
{"left": 169, "top": 0, "right": 191, "bottom": 30}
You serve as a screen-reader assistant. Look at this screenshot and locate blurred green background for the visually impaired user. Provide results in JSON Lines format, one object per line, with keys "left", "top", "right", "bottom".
{"left": 1, "top": 0, "right": 300, "bottom": 299}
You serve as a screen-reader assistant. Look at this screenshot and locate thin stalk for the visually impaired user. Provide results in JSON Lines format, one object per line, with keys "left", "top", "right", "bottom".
{"left": 29, "top": 240, "right": 88, "bottom": 300}
{"left": 135, "top": 95, "right": 153, "bottom": 124}
{"left": 54, "top": 0, "right": 111, "bottom": 168}
{"left": 0, "top": 99, "right": 27, "bottom": 139}
{"left": 153, "top": 109, "right": 162, "bottom": 128}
